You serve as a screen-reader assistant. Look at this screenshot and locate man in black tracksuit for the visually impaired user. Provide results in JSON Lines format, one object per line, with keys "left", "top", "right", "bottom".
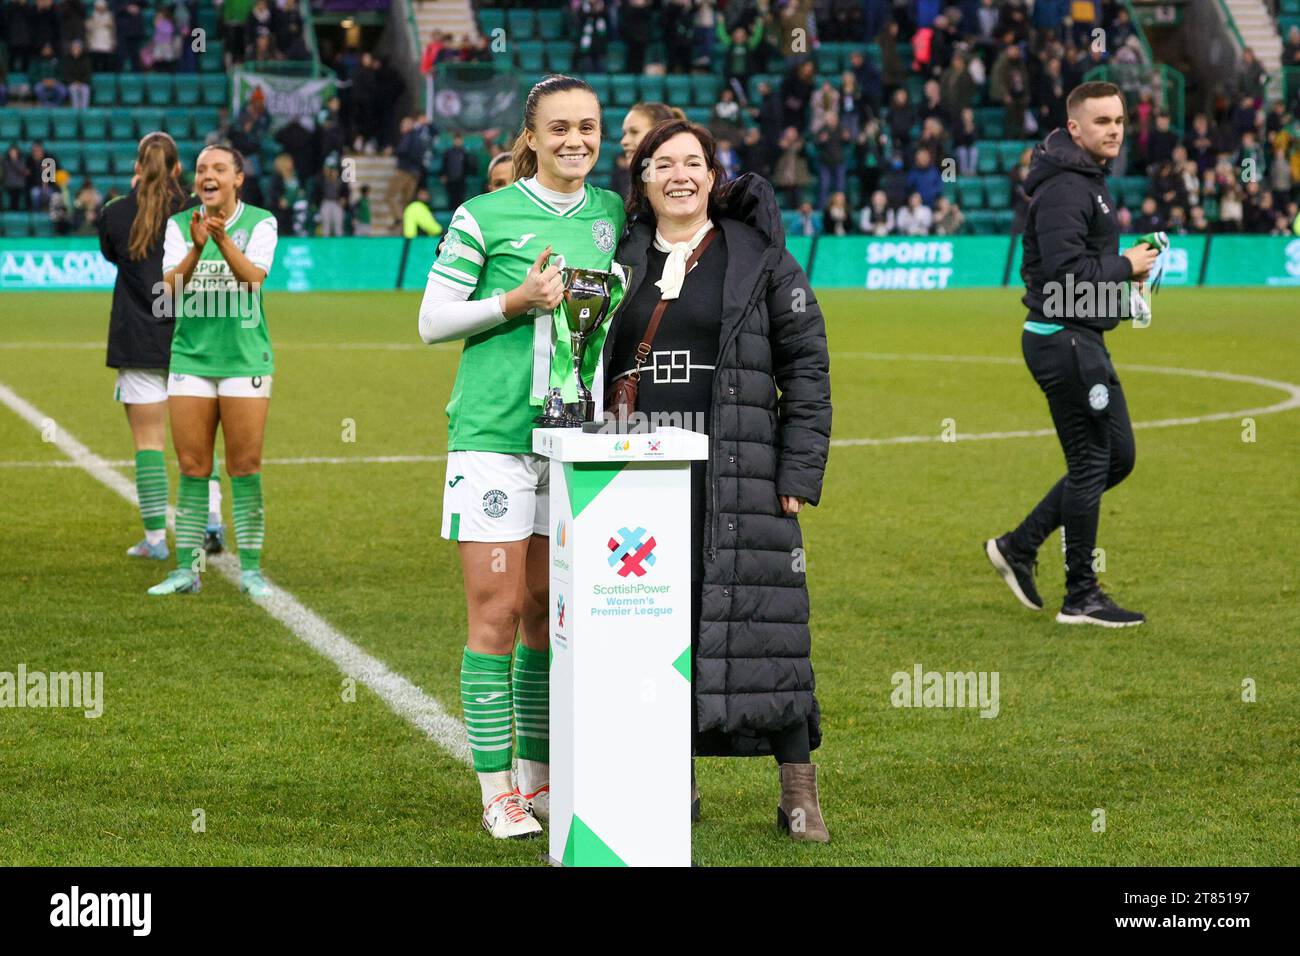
{"left": 984, "top": 82, "right": 1160, "bottom": 628}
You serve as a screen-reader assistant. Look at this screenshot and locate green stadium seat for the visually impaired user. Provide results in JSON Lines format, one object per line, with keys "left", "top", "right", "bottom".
{"left": 52, "top": 112, "right": 80, "bottom": 139}
{"left": 84, "top": 150, "right": 111, "bottom": 176}
{"left": 199, "top": 41, "right": 226, "bottom": 71}
{"left": 585, "top": 74, "right": 611, "bottom": 101}
{"left": 639, "top": 75, "right": 665, "bottom": 104}
{"left": 516, "top": 41, "right": 544, "bottom": 72}
{"left": 957, "top": 176, "right": 985, "bottom": 209}
{"left": 2, "top": 211, "right": 33, "bottom": 236}
{"left": 663, "top": 75, "right": 693, "bottom": 108}
{"left": 610, "top": 75, "right": 639, "bottom": 107}
{"left": 110, "top": 142, "right": 138, "bottom": 173}
{"left": 60, "top": 145, "right": 85, "bottom": 176}
{"left": 30, "top": 212, "right": 54, "bottom": 236}
{"left": 547, "top": 46, "right": 573, "bottom": 72}
{"left": 5, "top": 73, "right": 30, "bottom": 96}
{"left": 0, "top": 112, "right": 22, "bottom": 141}
{"left": 601, "top": 106, "right": 624, "bottom": 137}
{"left": 983, "top": 175, "right": 1011, "bottom": 208}
{"left": 428, "top": 180, "right": 449, "bottom": 209}
{"left": 1282, "top": 0, "right": 1300, "bottom": 12}
{"left": 694, "top": 74, "right": 723, "bottom": 106}
{"left": 24, "top": 111, "right": 53, "bottom": 141}
{"left": 118, "top": 74, "right": 145, "bottom": 106}
{"left": 174, "top": 74, "right": 201, "bottom": 107}
{"left": 992, "top": 209, "right": 1016, "bottom": 232}
{"left": 964, "top": 209, "right": 996, "bottom": 235}
{"left": 506, "top": 10, "right": 536, "bottom": 39}
{"left": 192, "top": 108, "right": 220, "bottom": 135}
{"left": 80, "top": 109, "right": 108, "bottom": 139}
{"left": 166, "top": 113, "right": 195, "bottom": 138}
{"left": 136, "top": 108, "right": 164, "bottom": 133}
{"left": 976, "top": 141, "right": 999, "bottom": 173}
{"left": 605, "top": 41, "right": 626, "bottom": 72}
{"left": 682, "top": 106, "right": 709, "bottom": 124}
{"left": 478, "top": 9, "right": 505, "bottom": 35}
{"left": 200, "top": 75, "right": 228, "bottom": 106}
{"left": 975, "top": 107, "right": 1004, "bottom": 139}
{"left": 144, "top": 74, "right": 174, "bottom": 105}
{"left": 537, "top": 9, "right": 566, "bottom": 40}
{"left": 941, "top": 178, "right": 959, "bottom": 203}
{"left": 91, "top": 73, "right": 117, "bottom": 106}
{"left": 109, "top": 112, "right": 136, "bottom": 140}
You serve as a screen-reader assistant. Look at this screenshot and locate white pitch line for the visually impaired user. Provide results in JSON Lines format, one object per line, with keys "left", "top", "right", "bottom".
{"left": 0, "top": 455, "right": 449, "bottom": 470}
{"left": 828, "top": 354, "right": 1300, "bottom": 447}
{"left": 0, "top": 381, "right": 471, "bottom": 765}
{"left": 0, "top": 341, "right": 454, "bottom": 351}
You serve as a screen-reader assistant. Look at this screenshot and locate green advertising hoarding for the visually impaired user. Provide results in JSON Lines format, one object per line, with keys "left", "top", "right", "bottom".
{"left": 263, "top": 238, "right": 404, "bottom": 291}
{"left": 811, "top": 236, "right": 1012, "bottom": 289}
{"left": 402, "top": 237, "right": 442, "bottom": 290}
{"left": 1202, "top": 236, "right": 1300, "bottom": 287}
{"left": 0, "top": 238, "right": 116, "bottom": 290}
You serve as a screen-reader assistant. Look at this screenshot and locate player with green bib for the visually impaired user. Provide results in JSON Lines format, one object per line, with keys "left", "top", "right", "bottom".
{"left": 418, "top": 75, "right": 627, "bottom": 840}
{"left": 148, "top": 144, "right": 278, "bottom": 599}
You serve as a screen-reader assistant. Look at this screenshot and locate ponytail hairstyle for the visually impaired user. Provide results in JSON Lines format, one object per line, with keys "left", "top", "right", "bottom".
{"left": 509, "top": 73, "right": 602, "bottom": 182}
{"left": 629, "top": 102, "right": 687, "bottom": 125}
{"left": 127, "top": 131, "right": 184, "bottom": 261}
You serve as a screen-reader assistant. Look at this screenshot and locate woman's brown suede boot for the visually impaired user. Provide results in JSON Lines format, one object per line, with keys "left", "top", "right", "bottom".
{"left": 776, "top": 763, "right": 830, "bottom": 843}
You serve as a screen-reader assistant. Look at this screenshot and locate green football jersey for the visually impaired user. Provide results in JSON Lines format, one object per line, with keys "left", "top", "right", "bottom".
{"left": 163, "top": 201, "right": 278, "bottom": 378}
{"left": 428, "top": 179, "right": 626, "bottom": 454}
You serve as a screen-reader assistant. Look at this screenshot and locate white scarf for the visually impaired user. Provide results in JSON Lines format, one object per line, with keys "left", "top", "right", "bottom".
{"left": 652, "top": 219, "right": 714, "bottom": 300}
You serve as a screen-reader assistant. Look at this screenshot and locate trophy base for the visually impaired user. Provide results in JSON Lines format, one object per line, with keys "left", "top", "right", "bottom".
{"left": 534, "top": 412, "right": 587, "bottom": 428}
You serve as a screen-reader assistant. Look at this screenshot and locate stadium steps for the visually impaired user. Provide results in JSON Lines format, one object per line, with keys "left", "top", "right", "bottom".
{"left": 346, "top": 153, "right": 401, "bottom": 235}
{"left": 1222, "top": 0, "right": 1285, "bottom": 100}
{"left": 414, "top": 0, "right": 478, "bottom": 47}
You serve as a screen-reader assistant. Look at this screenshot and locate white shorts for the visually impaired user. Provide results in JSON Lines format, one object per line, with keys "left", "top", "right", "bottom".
{"left": 441, "top": 450, "right": 550, "bottom": 542}
{"left": 167, "top": 372, "right": 273, "bottom": 399}
{"left": 113, "top": 368, "right": 168, "bottom": 404}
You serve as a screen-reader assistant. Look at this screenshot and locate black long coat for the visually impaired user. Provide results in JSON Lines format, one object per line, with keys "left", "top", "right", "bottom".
{"left": 603, "top": 173, "right": 832, "bottom": 757}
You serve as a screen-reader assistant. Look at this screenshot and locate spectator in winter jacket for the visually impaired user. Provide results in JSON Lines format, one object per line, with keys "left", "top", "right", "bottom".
{"left": 906, "top": 148, "right": 943, "bottom": 208}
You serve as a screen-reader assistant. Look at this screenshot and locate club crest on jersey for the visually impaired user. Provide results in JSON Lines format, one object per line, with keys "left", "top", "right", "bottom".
{"left": 437, "top": 230, "right": 463, "bottom": 264}
{"left": 592, "top": 219, "right": 615, "bottom": 253}
{"left": 1088, "top": 383, "right": 1110, "bottom": 410}
{"left": 482, "top": 489, "right": 508, "bottom": 518}
{"left": 229, "top": 228, "right": 250, "bottom": 251}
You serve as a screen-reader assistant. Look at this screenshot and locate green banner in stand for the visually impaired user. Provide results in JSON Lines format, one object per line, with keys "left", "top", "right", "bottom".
{"left": 1008, "top": 234, "right": 1207, "bottom": 289}
{"left": 811, "top": 236, "right": 1011, "bottom": 288}
{"left": 1202, "top": 236, "right": 1300, "bottom": 286}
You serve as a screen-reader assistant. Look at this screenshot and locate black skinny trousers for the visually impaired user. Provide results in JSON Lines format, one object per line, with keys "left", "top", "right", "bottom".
{"left": 1008, "top": 328, "right": 1136, "bottom": 597}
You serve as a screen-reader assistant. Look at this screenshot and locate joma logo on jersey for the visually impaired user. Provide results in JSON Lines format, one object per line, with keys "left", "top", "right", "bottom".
{"left": 509, "top": 233, "right": 536, "bottom": 249}
{"left": 592, "top": 219, "right": 615, "bottom": 253}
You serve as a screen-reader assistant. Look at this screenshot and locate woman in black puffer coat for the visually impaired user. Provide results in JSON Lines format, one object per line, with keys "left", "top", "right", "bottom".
{"left": 603, "top": 120, "right": 832, "bottom": 841}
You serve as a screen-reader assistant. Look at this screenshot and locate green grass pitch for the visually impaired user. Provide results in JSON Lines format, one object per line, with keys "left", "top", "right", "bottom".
{"left": 0, "top": 287, "right": 1296, "bottom": 866}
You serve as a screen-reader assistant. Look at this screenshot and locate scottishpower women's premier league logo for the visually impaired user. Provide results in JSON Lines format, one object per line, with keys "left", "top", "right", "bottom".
{"left": 607, "top": 526, "right": 657, "bottom": 577}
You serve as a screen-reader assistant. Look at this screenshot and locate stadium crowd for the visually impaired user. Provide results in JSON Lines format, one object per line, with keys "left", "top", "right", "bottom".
{"left": 3, "top": 0, "right": 1300, "bottom": 237}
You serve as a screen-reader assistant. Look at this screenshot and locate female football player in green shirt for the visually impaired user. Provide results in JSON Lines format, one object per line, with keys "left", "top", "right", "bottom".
{"left": 418, "top": 75, "right": 627, "bottom": 839}
{"left": 148, "top": 144, "right": 278, "bottom": 599}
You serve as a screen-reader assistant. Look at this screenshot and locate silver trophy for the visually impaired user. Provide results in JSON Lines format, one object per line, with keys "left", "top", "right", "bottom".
{"left": 535, "top": 266, "right": 626, "bottom": 427}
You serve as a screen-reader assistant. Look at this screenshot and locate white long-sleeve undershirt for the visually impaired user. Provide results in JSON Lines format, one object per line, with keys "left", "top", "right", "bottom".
{"left": 417, "top": 278, "right": 507, "bottom": 344}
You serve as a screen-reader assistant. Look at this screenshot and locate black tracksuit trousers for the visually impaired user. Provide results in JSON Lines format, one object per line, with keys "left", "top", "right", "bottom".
{"left": 1007, "top": 327, "right": 1136, "bottom": 599}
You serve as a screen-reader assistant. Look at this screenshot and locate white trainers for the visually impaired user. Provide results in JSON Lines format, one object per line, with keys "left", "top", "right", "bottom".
{"left": 481, "top": 791, "right": 542, "bottom": 840}
{"left": 520, "top": 784, "right": 550, "bottom": 822}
